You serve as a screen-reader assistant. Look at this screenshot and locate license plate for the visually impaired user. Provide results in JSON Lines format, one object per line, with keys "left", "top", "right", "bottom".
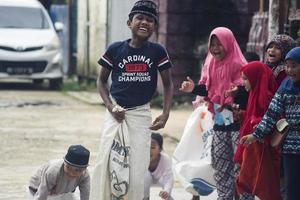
{"left": 6, "top": 67, "right": 33, "bottom": 75}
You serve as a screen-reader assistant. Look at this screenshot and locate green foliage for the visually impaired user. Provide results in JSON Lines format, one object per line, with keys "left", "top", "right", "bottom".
{"left": 61, "top": 76, "right": 97, "bottom": 92}
{"left": 150, "top": 92, "right": 195, "bottom": 109}
{"left": 172, "top": 95, "right": 195, "bottom": 109}
{"left": 150, "top": 92, "right": 164, "bottom": 108}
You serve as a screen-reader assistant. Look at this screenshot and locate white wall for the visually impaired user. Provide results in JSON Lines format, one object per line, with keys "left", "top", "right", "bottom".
{"left": 77, "top": 0, "right": 107, "bottom": 77}
{"left": 107, "top": 0, "right": 136, "bottom": 44}
{"left": 76, "top": 0, "right": 145, "bottom": 78}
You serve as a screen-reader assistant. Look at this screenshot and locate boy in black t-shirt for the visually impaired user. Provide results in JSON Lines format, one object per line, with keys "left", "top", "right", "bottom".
{"left": 97, "top": 0, "right": 173, "bottom": 125}
{"left": 91, "top": 1, "right": 174, "bottom": 199}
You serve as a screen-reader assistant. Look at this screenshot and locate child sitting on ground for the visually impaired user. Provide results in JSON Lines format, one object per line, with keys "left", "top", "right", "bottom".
{"left": 144, "top": 133, "right": 174, "bottom": 200}
{"left": 28, "top": 144, "right": 90, "bottom": 200}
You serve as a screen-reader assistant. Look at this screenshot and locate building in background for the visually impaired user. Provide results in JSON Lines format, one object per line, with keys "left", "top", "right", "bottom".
{"left": 72, "top": 0, "right": 299, "bottom": 95}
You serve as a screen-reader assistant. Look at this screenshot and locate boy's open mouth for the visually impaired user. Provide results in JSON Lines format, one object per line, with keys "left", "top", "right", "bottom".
{"left": 139, "top": 27, "right": 148, "bottom": 32}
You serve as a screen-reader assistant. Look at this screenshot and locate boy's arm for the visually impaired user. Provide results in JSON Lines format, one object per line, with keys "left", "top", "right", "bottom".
{"left": 150, "top": 68, "right": 173, "bottom": 130}
{"left": 161, "top": 158, "right": 174, "bottom": 194}
{"left": 97, "top": 67, "right": 113, "bottom": 111}
{"left": 158, "top": 155, "right": 174, "bottom": 199}
{"left": 33, "top": 172, "right": 55, "bottom": 200}
{"left": 79, "top": 172, "right": 90, "bottom": 200}
{"left": 97, "top": 67, "right": 125, "bottom": 122}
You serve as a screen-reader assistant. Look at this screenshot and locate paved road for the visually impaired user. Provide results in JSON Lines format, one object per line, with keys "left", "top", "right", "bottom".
{"left": 0, "top": 81, "right": 218, "bottom": 200}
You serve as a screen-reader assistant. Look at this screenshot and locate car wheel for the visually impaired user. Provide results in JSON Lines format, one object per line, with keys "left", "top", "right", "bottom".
{"left": 49, "top": 78, "right": 63, "bottom": 90}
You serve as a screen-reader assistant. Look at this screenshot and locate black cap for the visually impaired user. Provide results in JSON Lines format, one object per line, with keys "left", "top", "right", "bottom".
{"left": 64, "top": 145, "right": 90, "bottom": 168}
{"left": 129, "top": 0, "right": 158, "bottom": 23}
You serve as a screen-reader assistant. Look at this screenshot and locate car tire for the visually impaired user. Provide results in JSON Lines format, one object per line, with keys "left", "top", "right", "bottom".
{"left": 49, "top": 78, "right": 63, "bottom": 90}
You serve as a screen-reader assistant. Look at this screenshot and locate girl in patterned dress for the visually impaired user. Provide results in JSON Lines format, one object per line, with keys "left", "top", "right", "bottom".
{"left": 241, "top": 47, "right": 300, "bottom": 200}
{"left": 180, "top": 27, "right": 247, "bottom": 200}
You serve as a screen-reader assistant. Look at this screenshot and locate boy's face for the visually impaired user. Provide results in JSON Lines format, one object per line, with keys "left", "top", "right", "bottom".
{"left": 285, "top": 59, "right": 300, "bottom": 83}
{"left": 209, "top": 35, "right": 225, "bottom": 61}
{"left": 241, "top": 72, "right": 251, "bottom": 91}
{"left": 127, "top": 13, "right": 156, "bottom": 41}
{"left": 266, "top": 43, "right": 282, "bottom": 64}
{"left": 150, "top": 139, "right": 161, "bottom": 163}
{"left": 64, "top": 163, "right": 86, "bottom": 179}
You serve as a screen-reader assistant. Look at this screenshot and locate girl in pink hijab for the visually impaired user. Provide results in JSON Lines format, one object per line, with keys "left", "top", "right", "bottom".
{"left": 180, "top": 27, "right": 247, "bottom": 200}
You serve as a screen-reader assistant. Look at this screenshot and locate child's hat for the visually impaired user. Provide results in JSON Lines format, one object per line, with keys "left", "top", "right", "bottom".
{"left": 285, "top": 47, "right": 300, "bottom": 63}
{"left": 129, "top": 0, "right": 158, "bottom": 22}
{"left": 266, "top": 34, "right": 296, "bottom": 58}
{"left": 64, "top": 145, "right": 90, "bottom": 168}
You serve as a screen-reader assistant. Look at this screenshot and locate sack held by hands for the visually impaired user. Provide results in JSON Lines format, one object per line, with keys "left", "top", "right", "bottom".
{"left": 109, "top": 123, "right": 130, "bottom": 199}
{"left": 270, "top": 118, "right": 289, "bottom": 147}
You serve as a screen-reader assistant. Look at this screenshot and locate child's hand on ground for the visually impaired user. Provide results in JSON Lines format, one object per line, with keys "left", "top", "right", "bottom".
{"left": 179, "top": 76, "right": 195, "bottom": 93}
{"left": 150, "top": 113, "right": 169, "bottom": 130}
{"left": 240, "top": 134, "right": 257, "bottom": 146}
{"left": 159, "top": 190, "right": 169, "bottom": 199}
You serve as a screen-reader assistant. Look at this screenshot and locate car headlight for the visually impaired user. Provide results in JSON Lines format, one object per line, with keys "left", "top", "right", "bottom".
{"left": 44, "top": 37, "right": 60, "bottom": 51}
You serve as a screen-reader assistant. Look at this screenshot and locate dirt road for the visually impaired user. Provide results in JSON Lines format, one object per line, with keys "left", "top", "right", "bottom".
{"left": 0, "top": 82, "right": 193, "bottom": 200}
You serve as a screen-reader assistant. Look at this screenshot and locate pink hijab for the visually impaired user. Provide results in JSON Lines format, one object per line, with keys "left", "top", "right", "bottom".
{"left": 199, "top": 27, "right": 246, "bottom": 106}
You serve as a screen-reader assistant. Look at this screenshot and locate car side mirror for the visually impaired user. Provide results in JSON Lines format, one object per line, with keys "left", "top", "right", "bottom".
{"left": 54, "top": 22, "right": 64, "bottom": 32}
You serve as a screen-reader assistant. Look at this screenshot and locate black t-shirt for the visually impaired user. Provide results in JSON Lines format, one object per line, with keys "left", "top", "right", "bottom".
{"left": 98, "top": 39, "right": 172, "bottom": 108}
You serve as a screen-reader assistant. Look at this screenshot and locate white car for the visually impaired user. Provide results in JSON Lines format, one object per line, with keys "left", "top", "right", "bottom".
{"left": 0, "top": 0, "right": 64, "bottom": 89}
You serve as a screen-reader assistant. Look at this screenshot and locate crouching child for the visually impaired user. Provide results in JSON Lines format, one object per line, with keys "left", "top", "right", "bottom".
{"left": 27, "top": 144, "right": 90, "bottom": 200}
{"left": 144, "top": 132, "right": 174, "bottom": 200}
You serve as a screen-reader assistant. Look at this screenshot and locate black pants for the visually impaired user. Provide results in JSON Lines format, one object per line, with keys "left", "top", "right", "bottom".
{"left": 283, "top": 153, "right": 300, "bottom": 200}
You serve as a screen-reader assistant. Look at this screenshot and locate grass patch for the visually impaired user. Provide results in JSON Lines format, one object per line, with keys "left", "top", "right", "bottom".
{"left": 61, "top": 76, "right": 97, "bottom": 92}
{"left": 151, "top": 92, "right": 195, "bottom": 109}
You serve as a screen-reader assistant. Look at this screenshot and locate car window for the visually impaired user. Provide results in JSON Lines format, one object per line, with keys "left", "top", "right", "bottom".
{"left": 0, "top": 6, "right": 50, "bottom": 29}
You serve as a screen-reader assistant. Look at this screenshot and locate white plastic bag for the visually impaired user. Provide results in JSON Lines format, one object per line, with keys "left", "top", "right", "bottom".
{"left": 173, "top": 104, "right": 215, "bottom": 196}
{"left": 91, "top": 104, "right": 151, "bottom": 200}
{"left": 109, "top": 123, "right": 130, "bottom": 199}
